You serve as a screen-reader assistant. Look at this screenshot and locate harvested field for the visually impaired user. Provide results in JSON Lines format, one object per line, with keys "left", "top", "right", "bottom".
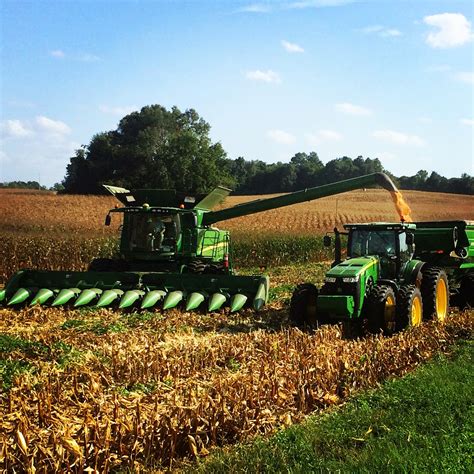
{"left": 1, "top": 303, "right": 472, "bottom": 472}
{"left": 1, "top": 187, "right": 473, "bottom": 472}
{"left": 1, "top": 188, "right": 473, "bottom": 236}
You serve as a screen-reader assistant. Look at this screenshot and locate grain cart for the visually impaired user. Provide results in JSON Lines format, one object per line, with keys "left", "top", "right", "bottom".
{"left": 1, "top": 173, "right": 404, "bottom": 312}
{"left": 290, "top": 220, "right": 474, "bottom": 332}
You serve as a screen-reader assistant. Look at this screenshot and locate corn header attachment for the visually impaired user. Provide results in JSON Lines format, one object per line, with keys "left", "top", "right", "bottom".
{"left": 1, "top": 270, "right": 268, "bottom": 312}
{"left": 1, "top": 172, "right": 402, "bottom": 312}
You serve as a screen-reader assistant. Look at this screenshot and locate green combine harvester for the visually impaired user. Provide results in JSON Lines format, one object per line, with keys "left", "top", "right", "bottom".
{"left": 290, "top": 220, "right": 474, "bottom": 333}
{"left": 0, "top": 173, "right": 404, "bottom": 312}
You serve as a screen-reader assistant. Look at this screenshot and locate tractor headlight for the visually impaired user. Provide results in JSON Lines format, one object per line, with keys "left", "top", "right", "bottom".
{"left": 325, "top": 277, "right": 337, "bottom": 283}
{"left": 342, "top": 276, "right": 359, "bottom": 283}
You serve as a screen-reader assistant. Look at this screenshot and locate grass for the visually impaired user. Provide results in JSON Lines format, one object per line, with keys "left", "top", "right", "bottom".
{"left": 0, "top": 335, "right": 85, "bottom": 390}
{"left": 194, "top": 340, "right": 474, "bottom": 473}
{"left": 0, "top": 359, "right": 34, "bottom": 391}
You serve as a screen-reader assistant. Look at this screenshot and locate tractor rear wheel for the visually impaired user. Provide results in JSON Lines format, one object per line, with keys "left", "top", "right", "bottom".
{"left": 365, "top": 285, "right": 397, "bottom": 335}
{"left": 459, "top": 273, "right": 474, "bottom": 308}
{"left": 289, "top": 283, "right": 321, "bottom": 328}
{"left": 396, "top": 285, "right": 423, "bottom": 331}
{"left": 420, "top": 266, "right": 450, "bottom": 321}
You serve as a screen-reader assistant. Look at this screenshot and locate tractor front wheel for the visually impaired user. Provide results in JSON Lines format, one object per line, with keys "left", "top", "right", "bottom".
{"left": 396, "top": 285, "right": 423, "bottom": 331}
{"left": 421, "top": 266, "right": 450, "bottom": 321}
{"left": 289, "top": 283, "right": 321, "bottom": 328}
{"left": 365, "top": 285, "right": 397, "bottom": 335}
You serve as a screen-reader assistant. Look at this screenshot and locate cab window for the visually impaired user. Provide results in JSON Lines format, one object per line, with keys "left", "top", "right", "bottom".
{"left": 350, "top": 230, "right": 397, "bottom": 257}
{"left": 128, "top": 214, "right": 180, "bottom": 252}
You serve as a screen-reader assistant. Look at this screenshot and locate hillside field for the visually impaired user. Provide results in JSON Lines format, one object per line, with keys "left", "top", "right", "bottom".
{"left": 0, "top": 187, "right": 473, "bottom": 472}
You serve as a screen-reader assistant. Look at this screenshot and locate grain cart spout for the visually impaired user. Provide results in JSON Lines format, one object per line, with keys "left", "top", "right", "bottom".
{"left": 1, "top": 173, "right": 402, "bottom": 312}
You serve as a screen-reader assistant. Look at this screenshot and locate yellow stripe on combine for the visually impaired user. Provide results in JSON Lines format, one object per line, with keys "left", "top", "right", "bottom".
{"left": 201, "top": 241, "right": 228, "bottom": 255}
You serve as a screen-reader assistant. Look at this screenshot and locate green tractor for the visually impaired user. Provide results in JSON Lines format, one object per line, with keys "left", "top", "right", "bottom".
{"left": 290, "top": 220, "right": 474, "bottom": 333}
{"left": 0, "top": 172, "right": 405, "bottom": 312}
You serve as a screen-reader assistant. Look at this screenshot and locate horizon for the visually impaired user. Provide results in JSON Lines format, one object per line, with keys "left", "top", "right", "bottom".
{"left": 1, "top": 0, "right": 473, "bottom": 187}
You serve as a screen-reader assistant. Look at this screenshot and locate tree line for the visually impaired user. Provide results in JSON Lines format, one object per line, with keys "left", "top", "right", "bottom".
{"left": 4, "top": 105, "right": 472, "bottom": 195}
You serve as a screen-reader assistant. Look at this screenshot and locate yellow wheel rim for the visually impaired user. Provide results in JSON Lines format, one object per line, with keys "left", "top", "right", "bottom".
{"left": 435, "top": 278, "right": 448, "bottom": 322}
{"left": 384, "top": 294, "right": 396, "bottom": 332}
{"left": 410, "top": 295, "right": 422, "bottom": 326}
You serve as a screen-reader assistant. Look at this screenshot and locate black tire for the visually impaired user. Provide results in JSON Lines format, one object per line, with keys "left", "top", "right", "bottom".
{"left": 459, "top": 273, "right": 474, "bottom": 308}
{"left": 420, "top": 266, "right": 450, "bottom": 321}
{"left": 186, "top": 260, "right": 207, "bottom": 274}
{"left": 365, "top": 285, "right": 397, "bottom": 335}
{"left": 289, "top": 283, "right": 320, "bottom": 328}
{"left": 207, "top": 262, "right": 227, "bottom": 274}
{"left": 396, "top": 285, "right": 423, "bottom": 331}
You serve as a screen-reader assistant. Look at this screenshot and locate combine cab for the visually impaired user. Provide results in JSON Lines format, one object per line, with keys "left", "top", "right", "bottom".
{"left": 1, "top": 172, "right": 407, "bottom": 312}
{"left": 290, "top": 220, "right": 474, "bottom": 332}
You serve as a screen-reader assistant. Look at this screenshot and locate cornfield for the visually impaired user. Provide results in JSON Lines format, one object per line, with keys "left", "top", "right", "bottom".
{"left": 1, "top": 187, "right": 473, "bottom": 472}
{"left": 1, "top": 187, "right": 473, "bottom": 283}
{"left": 1, "top": 306, "right": 472, "bottom": 472}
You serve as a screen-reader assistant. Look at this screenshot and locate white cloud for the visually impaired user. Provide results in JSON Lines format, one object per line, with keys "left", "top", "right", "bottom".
{"left": 360, "top": 25, "right": 402, "bottom": 37}
{"left": 99, "top": 105, "right": 137, "bottom": 116}
{"left": 372, "top": 130, "right": 425, "bottom": 147}
{"left": 318, "top": 129, "right": 342, "bottom": 140}
{"left": 36, "top": 116, "right": 71, "bottom": 135}
{"left": 245, "top": 69, "right": 281, "bottom": 83}
{"left": 267, "top": 129, "right": 296, "bottom": 145}
{"left": 281, "top": 40, "right": 304, "bottom": 53}
{"left": 305, "top": 129, "right": 343, "bottom": 145}
{"left": 238, "top": 3, "right": 271, "bottom": 13}
{"left": 0, "top": 116, "right": 77, "bottom": 185}
{"left": 50, "top": 49, "right": 65, "bottom": 58}
{"left": 287, "top": 0, "right": 353, "bottom": 8}
{"left": 77, "top": 53, "right": 100, "bottom": 62}
{"left": 49, "top": 50, "right": 101, "bottom": 62}
{"left": 460, "top": 118, "right": 474, "bottom": 126}
{"left": 454, "top": 71, "right": 474, "bottom": 84}
{"left": 381, "top": 28, "right": 402, "bottom": 37}
{"left": 0, "top": 119, "right": 33, "bottom": 138}
{"left": 1, "top": 116, "right": 71, "bottom": 138}
{"left": 237, "top": 0, "right": 352, "bottom": 13}
{"left": 335, "top": 102, "right": 373, "bottom": 116}
{"left": 423, "top": 13, "right": 473, "bottom": 48}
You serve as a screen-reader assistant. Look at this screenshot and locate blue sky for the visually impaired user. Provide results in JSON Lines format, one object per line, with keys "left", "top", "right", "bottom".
{"left": 1, "top": 0, "right": 473, "bottom": 187}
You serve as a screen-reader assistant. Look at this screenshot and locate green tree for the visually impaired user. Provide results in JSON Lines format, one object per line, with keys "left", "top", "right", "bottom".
{"left": 62, "top": 105, "right": 234, "bottom": 194}
{"left": 291, "top": 152, "right": 324, "bottom": 189}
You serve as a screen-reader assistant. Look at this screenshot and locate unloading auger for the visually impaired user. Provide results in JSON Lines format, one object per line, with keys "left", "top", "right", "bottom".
{"left": 0, "top": 173, "right": 401, "bottom": 312}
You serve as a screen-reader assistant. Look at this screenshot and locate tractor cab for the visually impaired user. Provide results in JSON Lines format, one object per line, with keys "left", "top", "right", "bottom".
{"left": 344, "top": 222, "right": 416, "bottom": 280}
